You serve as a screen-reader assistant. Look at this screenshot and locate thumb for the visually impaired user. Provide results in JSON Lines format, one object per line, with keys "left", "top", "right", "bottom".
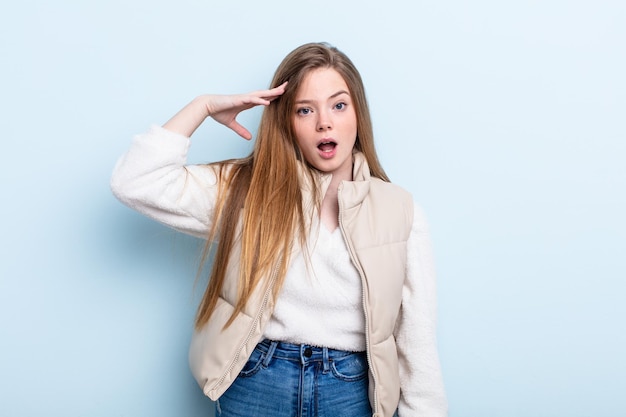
{"left": 228, "top": 120, "right": 252, "bottom": 140}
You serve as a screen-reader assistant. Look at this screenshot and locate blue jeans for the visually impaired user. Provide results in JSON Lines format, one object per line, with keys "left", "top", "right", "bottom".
{"left": 216, "top": 339, "right": 372, "bottom": 417}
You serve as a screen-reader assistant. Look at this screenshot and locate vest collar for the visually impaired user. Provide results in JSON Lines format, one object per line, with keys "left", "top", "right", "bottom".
{"left": 297, "top": 151, "right": 372, "bottom": 207}
{"left": 340, "top": 152, "right": 372, "bottom": 210}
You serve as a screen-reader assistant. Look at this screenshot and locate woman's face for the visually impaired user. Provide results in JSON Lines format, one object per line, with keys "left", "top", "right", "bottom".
{"left": 292, "top": 67, "right": 357, "bottom": 180}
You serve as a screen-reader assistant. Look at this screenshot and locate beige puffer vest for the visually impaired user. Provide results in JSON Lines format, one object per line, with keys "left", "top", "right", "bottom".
{"left": 189, "top": 154, "right": 413, "bottom": 417}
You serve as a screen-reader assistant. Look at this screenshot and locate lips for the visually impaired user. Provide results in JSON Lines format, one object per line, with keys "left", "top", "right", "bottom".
{"left": 317, "top": 138, "right": 337, "bottom": 152}
{"left": 316, "top": 139, "right": 337, "bottom": 159}
{"left": 318, "top": 140, "right": 336, "bottom": 152}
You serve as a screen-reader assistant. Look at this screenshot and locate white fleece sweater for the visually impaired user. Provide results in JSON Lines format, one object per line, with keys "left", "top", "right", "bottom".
{"left": 110, "top": 126, "right": 448, "bottom": 416}
{"left": 264, "top": 223, "right": 366, "bottom": 351}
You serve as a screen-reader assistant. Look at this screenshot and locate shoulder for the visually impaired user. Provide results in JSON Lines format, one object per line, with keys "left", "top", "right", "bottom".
{"left": 369, "top": 178, "right": 413, "bottom": 204}
{"left": 369, "top": 178, "right": 414, "bottom": 217}
{"left": 370, "top": 180, "right": 433, "bottom": 230}
{"left": 368, "top": 180, "right": 434, "bottom": 238}
{"left": 367, "top": 179, "right": 434, "bottom": 238}
{"left": 366, "top": 179, "right": 415, "bottom": 237}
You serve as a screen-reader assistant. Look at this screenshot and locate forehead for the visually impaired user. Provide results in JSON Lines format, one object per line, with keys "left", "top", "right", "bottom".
{"left": 295, "top": 68, "right": 350, "bottom": 99}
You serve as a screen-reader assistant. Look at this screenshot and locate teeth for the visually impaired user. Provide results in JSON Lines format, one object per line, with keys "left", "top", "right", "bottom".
{"left": 318, "top": 141, "right": 336, "bottom": 152}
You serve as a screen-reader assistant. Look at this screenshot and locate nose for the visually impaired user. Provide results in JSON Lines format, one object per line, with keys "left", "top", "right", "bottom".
{"left": 316, "top": 110, "right": 332, "bottom": 131}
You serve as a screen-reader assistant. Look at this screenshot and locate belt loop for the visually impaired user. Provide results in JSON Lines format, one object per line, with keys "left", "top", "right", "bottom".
{"left": 322, "top": 347, "right": 330, "bottom": 373}
{"left": 263, "top": 340, "right": 278, "bottom": 367}
{"left": 299, "top": 344, "right": 306, "bottom": 365}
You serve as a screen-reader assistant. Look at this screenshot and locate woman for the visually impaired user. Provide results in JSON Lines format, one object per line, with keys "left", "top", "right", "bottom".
{"left": 111, "top": 42, "right": 447, "bottom": 417}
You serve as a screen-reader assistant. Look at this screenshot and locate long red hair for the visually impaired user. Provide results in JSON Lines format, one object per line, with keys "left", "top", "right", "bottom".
{"left": 195, "top": 42, "right": 389, "bottom": 329}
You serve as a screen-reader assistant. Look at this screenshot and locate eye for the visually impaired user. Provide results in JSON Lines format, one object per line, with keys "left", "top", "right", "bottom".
{"left": 334, "top": 102, "right": 347, "bottom": 110}
{"left": 296, "top": 107, "right": 312, "bottom": 116}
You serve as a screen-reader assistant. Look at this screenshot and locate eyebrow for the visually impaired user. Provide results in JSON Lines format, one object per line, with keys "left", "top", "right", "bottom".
{"left": 295, "top": 90, "right": 350, "bottom": 104}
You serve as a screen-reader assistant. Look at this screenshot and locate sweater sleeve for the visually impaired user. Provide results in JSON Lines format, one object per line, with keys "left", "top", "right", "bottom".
{"left": 394, "top": 203, "right": 448, "bottom": 416}
{"left": 110, "top": 125, "right": 221, "bottom": 239}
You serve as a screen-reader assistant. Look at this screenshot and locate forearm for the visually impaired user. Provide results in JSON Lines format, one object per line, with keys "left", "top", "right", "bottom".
{"left": 162, "top": 82, "right": 287, "bottom": 140}
{"left": 163, "top": 95, "right": 211, "bottom": 137}
{"left": 111, "top": 84, "right": 287, "bottom": 235}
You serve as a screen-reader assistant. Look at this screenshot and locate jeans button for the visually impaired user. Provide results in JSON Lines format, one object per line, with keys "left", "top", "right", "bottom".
{"left": 304, "top": 347, "right": 312, "bottom": 357}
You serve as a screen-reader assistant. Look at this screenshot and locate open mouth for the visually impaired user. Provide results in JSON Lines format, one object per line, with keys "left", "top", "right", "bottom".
{"left": 317, "top": 140, "right": 337, "bottom": 153}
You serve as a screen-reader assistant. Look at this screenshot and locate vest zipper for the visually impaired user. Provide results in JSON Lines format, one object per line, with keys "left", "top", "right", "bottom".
{"left": 210, "top": 256, "right": 283, "bottom": 395}
{"left": 337, "top": 182, "right": 380, "bottom": 415}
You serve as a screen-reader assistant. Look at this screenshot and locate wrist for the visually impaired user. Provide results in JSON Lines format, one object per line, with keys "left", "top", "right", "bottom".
{"left": 162, "top": 95, "right": 213, "bottom": 137}
{"left": 193, "top": 95, "right": 213, "bottom": 118}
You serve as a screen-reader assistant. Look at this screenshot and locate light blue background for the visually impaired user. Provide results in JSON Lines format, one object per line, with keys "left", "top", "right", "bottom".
{"left": 1, "top": 1, "right": 624, "bottom": 416}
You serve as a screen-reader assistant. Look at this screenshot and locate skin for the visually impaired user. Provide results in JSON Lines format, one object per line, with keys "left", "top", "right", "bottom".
{"left": 162, "top": 68, "right": 358, "bottom": 231}
{"left": 163, "top": 82, "right": 288, "bottom": 138}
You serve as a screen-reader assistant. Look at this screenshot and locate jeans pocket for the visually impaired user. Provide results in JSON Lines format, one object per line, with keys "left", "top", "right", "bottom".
{"left": 238, "top": 348, "right": 265, "bottom": 378}
{"left": 330, "top": 352, "right": 368, "bottom": 382}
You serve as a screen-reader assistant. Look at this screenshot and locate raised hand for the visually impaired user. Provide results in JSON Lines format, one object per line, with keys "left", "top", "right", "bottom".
{"left": 163, "top": 82, "right": 288, "bottom": 139}
{"left": 207, "top": 82, "right": 287, "bottom": 139}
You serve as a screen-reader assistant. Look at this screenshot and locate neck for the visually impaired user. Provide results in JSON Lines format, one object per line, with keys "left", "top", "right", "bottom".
{"left": 319, "top": 163, "right": 352, "bottom": 231}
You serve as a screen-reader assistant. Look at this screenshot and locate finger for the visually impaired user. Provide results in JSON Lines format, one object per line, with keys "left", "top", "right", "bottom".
{"left": 268, "top": 81, "right": 288, "bottom": 93}
{"left": 266, "top": 81, "right": 288, "bottom": 99}
{"left": 250, "top": 81, "right": 288, "bottom": 101}
{"left": 228, "top": 120, "right": 253, "bottom": 140}
{"left": 243, "top": 96, "right": 272, "bottom": 107}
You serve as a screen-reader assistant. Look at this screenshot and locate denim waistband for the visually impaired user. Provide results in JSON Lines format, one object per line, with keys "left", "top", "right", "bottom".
{"left": 256, "top": 339, "right": 364, "bottom": 369}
